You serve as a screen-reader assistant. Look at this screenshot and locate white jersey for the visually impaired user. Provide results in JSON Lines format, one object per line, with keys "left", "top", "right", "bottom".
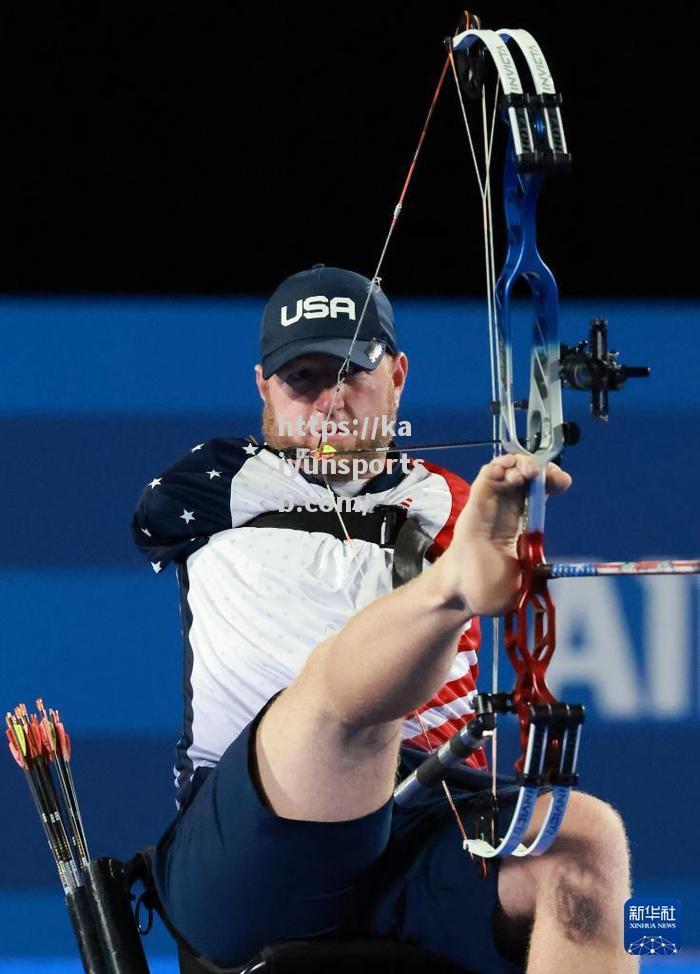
{"left": 132, "top": 438, "right": 485, "bottom": 805}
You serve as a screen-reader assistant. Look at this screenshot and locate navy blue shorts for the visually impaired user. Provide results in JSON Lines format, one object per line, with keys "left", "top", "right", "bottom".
{"left": 153, "top": 704, "right": 525, "bottom": 973}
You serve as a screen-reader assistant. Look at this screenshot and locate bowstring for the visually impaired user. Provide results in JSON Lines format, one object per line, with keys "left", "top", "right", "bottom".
{"left": 447, "top": 46, "right": 502, "bottom": 804}
{"left": 319, "top": 54, "right": 451, "bottom": 442}
{"left": 312, "top": 39, "right": 504, "bottom": 844}
{"left": 485, "top": 81, "right": 501, "bottom": 803}
{"left": 311, "top": 51, "right": 477, "bottom": 846}
{"left": 315, "top": 56, "right": 452, "bottom": 582}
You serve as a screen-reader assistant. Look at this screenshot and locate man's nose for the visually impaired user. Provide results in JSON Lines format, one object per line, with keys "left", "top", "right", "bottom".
{"left": 313, "top": 380, "right": 344, "bottom": 415}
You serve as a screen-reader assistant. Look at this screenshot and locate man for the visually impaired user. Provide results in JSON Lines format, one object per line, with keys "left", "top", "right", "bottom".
{"left": 133, "top": 265, "right": 636, "bottom": 973}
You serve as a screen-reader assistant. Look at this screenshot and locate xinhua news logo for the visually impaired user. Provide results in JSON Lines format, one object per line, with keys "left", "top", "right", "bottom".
{"left": 624, "top": 898, "right": 681, "bottom": 956}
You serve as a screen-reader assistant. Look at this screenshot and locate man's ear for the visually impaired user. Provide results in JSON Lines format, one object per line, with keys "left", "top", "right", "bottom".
{"left": 254, "top": 364, "right": 268, "bottom": 403}
{"left": 390, "top": 352, "right": 409, "bottom": 401}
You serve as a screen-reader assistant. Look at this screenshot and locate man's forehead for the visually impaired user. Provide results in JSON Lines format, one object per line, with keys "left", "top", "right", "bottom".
{"left": 276, "top": 353, "right": 357, "bottom": 376}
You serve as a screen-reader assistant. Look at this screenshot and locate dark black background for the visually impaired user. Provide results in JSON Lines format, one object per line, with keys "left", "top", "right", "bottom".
{"left": 1, "top": 1, "right": 695, "bottom": 296}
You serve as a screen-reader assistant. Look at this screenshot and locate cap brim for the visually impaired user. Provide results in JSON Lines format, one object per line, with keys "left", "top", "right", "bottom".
{"left": 262, "top": 337, "right": 386, "bottom": 379}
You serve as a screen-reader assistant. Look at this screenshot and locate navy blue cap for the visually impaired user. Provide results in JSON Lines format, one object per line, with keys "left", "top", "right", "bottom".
{"left": 260, "top": 265, "right": 398, "bottom": 379}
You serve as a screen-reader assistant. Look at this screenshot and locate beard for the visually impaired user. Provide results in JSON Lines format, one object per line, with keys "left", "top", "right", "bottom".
{"left": 261, "top": 380, "right": 399, "bottom": 481}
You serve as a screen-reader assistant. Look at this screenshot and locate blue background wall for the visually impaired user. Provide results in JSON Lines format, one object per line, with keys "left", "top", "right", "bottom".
{"left": 1, "top": 298, "right": 698, "bottom": 964}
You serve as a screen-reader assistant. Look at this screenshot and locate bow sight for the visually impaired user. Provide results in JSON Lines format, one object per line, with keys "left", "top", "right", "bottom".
{"left": 560, "top": 318, "right": 650, "bottom": 422}
{"left": 514, "top": 319, "right": 651, "bottom": 446}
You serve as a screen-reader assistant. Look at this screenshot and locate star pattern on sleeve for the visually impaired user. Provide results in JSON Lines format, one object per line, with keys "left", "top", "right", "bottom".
{"left": 136, "top": 437, "right": 259, "bottom": 575}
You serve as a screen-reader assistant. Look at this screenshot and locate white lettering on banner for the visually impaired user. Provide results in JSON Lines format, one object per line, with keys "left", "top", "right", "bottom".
{"left": 546, "top": 575, "right": 697, "bottom": 720}
{"left": 640, "top": 575, "right": 691, "bottom": 717}
{"left": 280, "top": 296, "right": 357, "bottom": 327}
{"left": 547, "top": 577, "right": 643, "bottom": 717}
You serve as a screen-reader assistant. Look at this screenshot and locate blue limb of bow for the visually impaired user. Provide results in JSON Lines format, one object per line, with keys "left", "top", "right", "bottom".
{"left": 396, "top": 24, "right": 584, "bottom": 860}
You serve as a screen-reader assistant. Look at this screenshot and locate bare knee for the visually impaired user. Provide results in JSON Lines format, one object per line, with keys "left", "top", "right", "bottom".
{"left": 254, "top": 658, "right": 403, "bottom": 822}
{"left": 499, "top": 792, "right": 631, "bottom": 947}
{"left": 549, "top": 848, "right": 608, "bottom": 944}
{"left": 543, "top": 794, "right": 631, "bottom": 944}
{"left": 554, "top": 792, "right": 631, "bottom": 880}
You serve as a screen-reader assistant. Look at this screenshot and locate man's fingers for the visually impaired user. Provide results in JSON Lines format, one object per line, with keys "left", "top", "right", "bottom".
{"left": 503, "top": 465, "right": 530, "bottom": 487}
{"left": 479, "top": 454, "right": 572, "bottom": 493}
{"left": 482, "top": 453, "right": 542, "bottom": 482}
{"left": 544, "top": 462, "right": 572, "bottom": 495}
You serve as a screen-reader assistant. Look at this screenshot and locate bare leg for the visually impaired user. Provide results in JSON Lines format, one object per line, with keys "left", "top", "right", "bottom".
{"left": 497, "top": 792, "right": 638, "bottom": 973}
{"left": 255, "top": 454, "right": 571, "bottom": 822}
{"left": 256, "top": 553, "right": 473, "bottom": 821}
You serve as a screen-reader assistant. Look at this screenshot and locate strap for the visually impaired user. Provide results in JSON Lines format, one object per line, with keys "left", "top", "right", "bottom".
{"left": 244, "top": 505, "right": 435, "bottom": 590}
{"left": 391, "top": 518, "right": 435, "bottom": 588}
{"left": 243, "top": 504, "right": 409, "bottom": 547}
{"left": 122, "top": 850, "right": 220, "bottom": 971}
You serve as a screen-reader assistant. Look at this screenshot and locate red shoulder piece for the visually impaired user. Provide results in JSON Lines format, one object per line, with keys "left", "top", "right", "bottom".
{"left": 404, "top": 460, "right": 486, "bottom": 769}
{"left": 419, "top": 460, "right": 471, "bottom": 561}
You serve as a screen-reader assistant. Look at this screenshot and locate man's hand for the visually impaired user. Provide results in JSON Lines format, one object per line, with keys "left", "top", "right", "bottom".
{"left": 442, "top": 454, "right": 572, "bottom": 616}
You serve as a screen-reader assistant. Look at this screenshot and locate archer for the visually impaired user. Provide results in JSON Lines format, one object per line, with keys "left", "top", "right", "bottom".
{"left": 133, "top": 265, "right": 636, "bottom": 973}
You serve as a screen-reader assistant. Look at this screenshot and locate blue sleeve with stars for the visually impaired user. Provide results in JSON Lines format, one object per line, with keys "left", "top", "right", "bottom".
{"left": 131, "top": 437, "right": 253, "bottom": 573}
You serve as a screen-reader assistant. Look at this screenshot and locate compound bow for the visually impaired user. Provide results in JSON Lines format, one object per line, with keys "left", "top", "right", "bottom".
{"left": 390, "top": 20, "right": 584, "bottom": 860}
{"left": 311, "top": 15, "right": 690, "bottom": 862}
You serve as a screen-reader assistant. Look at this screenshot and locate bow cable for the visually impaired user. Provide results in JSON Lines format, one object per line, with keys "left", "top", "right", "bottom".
{"left": 314, "top": 54, "right": 451, "bottom": 571}
{"left": 446, "top": 40, "right": 504, "bottom": 796}
{"left": 319, "top": 53, "right": 451, "bottom": 440}
{"left": 306, "top": 46, "right": 481, "bottom": 847}
{"left": 312, "top": 20, "right": 519, "bottom": 851}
